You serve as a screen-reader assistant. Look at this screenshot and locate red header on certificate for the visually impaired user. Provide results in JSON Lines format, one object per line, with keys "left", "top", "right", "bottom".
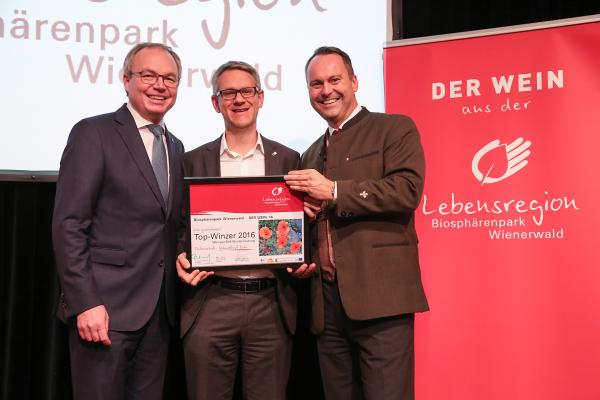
{"left": 189, "top": 181, "right": 304, "bottom": 215}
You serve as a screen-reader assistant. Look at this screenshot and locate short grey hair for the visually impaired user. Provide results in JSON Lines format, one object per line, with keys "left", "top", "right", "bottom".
{"left": 211, "top": 61, "right": 261, "bottom": 95}
{"left": 122, "top": 42, "right": 182, "bottom": 79}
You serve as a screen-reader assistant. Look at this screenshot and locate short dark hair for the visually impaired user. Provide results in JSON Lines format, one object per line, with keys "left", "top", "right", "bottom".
{"left": 122, "top": 42, "right": 182, "bottom": 80}
{"left": 211, "top": 61, "right": 262, "bottom": 95}
{"left": 305, "top": 46, "right": 355, "bottom": 78}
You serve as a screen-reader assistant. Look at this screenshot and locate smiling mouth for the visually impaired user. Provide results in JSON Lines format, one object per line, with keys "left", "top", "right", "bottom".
{"left": 148, "top": 95, "right": 167, "bottom": 101}
{"left": 321, "top": 98, "right": 339, "bottom": 105}
{"left": 233, "top": 108, "right": 249, "bottom": 113}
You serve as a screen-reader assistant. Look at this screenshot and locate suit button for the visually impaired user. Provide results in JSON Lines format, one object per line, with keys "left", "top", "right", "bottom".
{"left": 159, "top": 260, "right": 165, "bottom": 268}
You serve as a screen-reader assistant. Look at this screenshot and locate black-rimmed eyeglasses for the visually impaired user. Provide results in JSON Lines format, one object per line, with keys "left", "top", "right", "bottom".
{"left": 216, "top": 87, "right": 260, "bottom": 100}
{"left": 129, "top": 71, "right": 179, "bottom": 88}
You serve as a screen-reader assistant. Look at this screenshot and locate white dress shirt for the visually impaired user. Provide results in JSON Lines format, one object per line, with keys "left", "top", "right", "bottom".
{"left": 126, "top": 103, "right": 170, "bottom": 186}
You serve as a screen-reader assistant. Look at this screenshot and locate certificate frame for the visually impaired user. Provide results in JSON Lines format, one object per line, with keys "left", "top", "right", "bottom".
{"left": 185, "top": 176, "right": 307, "bottom": 270}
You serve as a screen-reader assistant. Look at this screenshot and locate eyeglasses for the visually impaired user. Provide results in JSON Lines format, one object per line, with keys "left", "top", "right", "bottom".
{"left": 129, "top": 71, "right": 179, "bottom": 88}
{"left": 216, "top": 87, "right": 260, "bottom": 100}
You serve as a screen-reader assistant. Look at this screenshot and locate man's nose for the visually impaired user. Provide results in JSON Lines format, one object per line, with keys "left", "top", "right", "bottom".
{"left": 233, "top": 91, "right": 246, "bottom": 103}
{"left": 321, "top": 81, "right": 333, "bottom": 95}
{"left": 153, "top": 76, "right": 167, "bottom": 89}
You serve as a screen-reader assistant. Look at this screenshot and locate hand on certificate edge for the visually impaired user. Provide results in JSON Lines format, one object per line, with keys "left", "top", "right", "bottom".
{"left": 284, "top": 169, "right": 334, "bottom": 201}
{"left": 303, "top": 195, "right": 323, "bottom": 221}
{"left": 176, "top": 252, "right": 214, "bottom": 286}
{"left": 77, "top": 304, "right": 111, "bottom": 346}
{"left": 287, "top": 262, "right": 317, "bottom": 279}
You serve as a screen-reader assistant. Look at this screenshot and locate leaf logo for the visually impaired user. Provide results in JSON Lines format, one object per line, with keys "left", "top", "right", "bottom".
{"left": 472, "top": 138, "right": 531, "bottom": 185}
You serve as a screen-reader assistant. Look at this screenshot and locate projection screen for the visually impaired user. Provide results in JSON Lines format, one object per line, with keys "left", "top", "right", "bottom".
{"left": 0, "top": 0, "right": 386, "bottom": 172}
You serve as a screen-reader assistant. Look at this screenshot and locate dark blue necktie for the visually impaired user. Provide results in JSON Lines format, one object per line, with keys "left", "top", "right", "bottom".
{"left": 147, "top": 124, "right": 169, "bottom": 202}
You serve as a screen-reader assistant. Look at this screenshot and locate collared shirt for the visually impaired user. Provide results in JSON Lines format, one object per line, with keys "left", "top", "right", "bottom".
{"left": 126, "top": 103, "right": 170, "bottom": 183}
{"left": 219, "top": 133, "right": 266, "bottom": 177}
{"left": 327, "top": 104, "right": 362, "bottom": 134}
{"left": 218, "top": 132, "right": 272, "bottom": 279}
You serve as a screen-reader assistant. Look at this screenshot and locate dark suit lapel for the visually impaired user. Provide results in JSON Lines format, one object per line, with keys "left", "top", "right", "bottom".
{"left": 114, "top": 105, "right": 167, "bottom": 213}
{"left": 165, "top": 126, "right": 180, "bottom": 218}
{"left": 203, "top": 137, "right": 222, "bottom": 177}
{"left": 262, "top": 136, "right": 282, "bottom": 175}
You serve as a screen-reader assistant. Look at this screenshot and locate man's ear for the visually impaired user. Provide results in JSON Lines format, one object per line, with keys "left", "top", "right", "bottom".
{"left": 257, "top": 90, "right": 264, "bottom": 109}
{"left": 123, "top": 74, "right": 130, "bottom": 97}
{"left": 211, "top": 95, "right": 221, "bottom": 113}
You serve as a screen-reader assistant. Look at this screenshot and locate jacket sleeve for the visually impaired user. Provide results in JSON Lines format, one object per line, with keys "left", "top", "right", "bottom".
{"left": 52, "top": 119, "right": 104, "bottom": 319}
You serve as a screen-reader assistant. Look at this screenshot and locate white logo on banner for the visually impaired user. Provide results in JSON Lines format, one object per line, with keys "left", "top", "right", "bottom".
{"left": 472, "top": 137, "right": 531, "bottom": 185}
{"left": 272, "top": 186, "right": 284, "bottom": 196}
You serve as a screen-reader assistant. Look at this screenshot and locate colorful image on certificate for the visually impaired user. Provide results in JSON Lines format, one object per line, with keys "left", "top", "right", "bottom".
{"left": 258, "top": 219, "right": 303, "bottom": 256}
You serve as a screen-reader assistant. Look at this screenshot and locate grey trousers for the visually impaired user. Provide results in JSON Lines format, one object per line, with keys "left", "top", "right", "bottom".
{"left": 182, "top": 283, "right": 292, "bottom": 400}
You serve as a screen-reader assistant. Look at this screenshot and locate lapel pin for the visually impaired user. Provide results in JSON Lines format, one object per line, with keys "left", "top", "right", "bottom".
{"left": 272, "top": 151, "right": 278, "bottom": 156}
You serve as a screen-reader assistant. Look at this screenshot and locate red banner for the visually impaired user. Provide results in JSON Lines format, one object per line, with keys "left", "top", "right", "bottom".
{"left": 384, "top": 18, "right": 600, "bottom": 400}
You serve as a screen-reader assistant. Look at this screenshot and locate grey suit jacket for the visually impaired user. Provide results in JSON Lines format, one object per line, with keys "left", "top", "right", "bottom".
{"left": 52, "top": 104, "right": 185, "bottom": 330}
{"left": 179, "top": 135, "right": 301, "bottom": 336}
{"left": 301, "top": 108, "right": 429, "bottom": 333}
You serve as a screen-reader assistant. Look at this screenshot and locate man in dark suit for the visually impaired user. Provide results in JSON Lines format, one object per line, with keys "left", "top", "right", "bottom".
{"left": 52, "top": 42, "right": 185, "bottom": 400}
{"left": 175, "top": 61, "right": 315, "bottom": 400}
{"left": 285, "top": 47, "right": 429, "bottom": 400}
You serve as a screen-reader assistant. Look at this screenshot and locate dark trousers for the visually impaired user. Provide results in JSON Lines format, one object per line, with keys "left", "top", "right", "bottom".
{"left": 318, "top": 281, "right": 415, "bottom": 400}
{"left": 182, "top": 283, "right": 292, "bottom": 400}
{"left": 68, "top": 296, "right": 169, "bottom": 400}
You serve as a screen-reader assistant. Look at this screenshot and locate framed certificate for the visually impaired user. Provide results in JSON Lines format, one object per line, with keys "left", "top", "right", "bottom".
{"left": 185, "top": 176, "right": 306, "bottom": 269}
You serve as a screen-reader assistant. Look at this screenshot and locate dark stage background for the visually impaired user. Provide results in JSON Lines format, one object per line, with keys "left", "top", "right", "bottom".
{"left": 2, "top": 1, "right": 599, "bottom": 398}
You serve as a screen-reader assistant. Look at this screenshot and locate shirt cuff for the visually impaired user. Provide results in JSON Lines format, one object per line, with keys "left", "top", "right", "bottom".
{"left": 331, "top": 181, "right": 337, "bottom": 204}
